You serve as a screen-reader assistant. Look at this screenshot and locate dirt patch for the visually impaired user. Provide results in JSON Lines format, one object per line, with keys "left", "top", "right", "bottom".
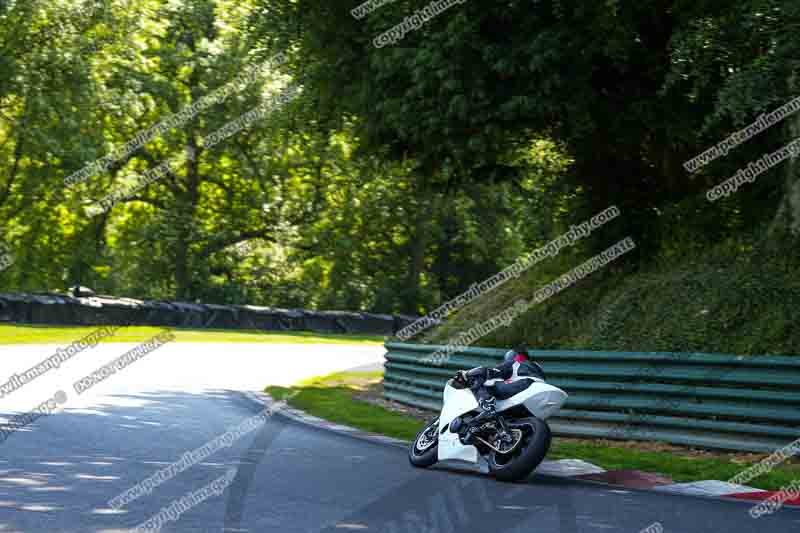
{"left": 552, "top": 436, "right": 785, "bottom": 464}
{"left": 352, "top": 381, "right": 433, "bottom": 422}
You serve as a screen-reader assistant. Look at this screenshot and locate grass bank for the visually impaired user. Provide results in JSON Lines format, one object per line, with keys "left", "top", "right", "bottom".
{"left": 0, "top": 324, "right": 385, "bottom": 345}
{"left": 421, "top": 235, "right": 800, "bottom": 356}
{"left": 268, "top": 371, "right": 800, "bottom": 491}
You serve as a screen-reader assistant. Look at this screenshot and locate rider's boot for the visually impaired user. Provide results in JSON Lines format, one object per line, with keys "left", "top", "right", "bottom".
{"left": 463, "top": 397, "right": 496, "bottom": 444}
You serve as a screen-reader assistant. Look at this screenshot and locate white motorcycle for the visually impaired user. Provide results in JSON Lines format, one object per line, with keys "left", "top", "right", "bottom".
{"left": 408, "top": 366, "right": 568, "bottom": 482}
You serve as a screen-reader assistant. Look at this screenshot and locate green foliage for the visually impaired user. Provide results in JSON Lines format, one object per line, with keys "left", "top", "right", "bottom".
{"left": 0, "top": 0, "right": 797, "bottom": 348}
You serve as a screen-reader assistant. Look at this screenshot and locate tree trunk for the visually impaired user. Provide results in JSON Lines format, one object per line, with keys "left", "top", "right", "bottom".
{"left": 0, "top": 102, "right": 27, "bottom": 209}
{"left": 767, "top": 72, "right": 800, "bottom": 247}
{"left": 403, "top": 183, "right": 439, "bottom": 315}
{"left": 174, "top": 137, "right": 201, "bottom": 300}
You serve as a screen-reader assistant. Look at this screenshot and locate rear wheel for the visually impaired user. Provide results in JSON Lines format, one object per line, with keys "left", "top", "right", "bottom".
{"left": 408, "top": 418, "right": 439, "bottom": 468}
{"left": 488, "top": 417, "right": 551, "bottom": 482}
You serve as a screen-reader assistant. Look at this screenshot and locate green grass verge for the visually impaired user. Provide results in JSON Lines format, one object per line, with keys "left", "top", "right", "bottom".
{"left": 268, "top": 371, "right": 423, "bottom": 441}
{"left": 0, "top": 324, "right": 385, "bottom": 345}
{"left": 268, "top": 371, "right": 800, "bottom": 491}
{"left": 546, "top": 440, "right": 800, "bottom": 490}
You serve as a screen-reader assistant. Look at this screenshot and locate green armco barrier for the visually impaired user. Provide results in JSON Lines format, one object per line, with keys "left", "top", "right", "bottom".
{"left": 383, "top": 342, "right": 800, "bottom": 453}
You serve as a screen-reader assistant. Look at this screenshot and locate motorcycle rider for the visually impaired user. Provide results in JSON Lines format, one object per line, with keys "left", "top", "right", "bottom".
{"left": 456, "top": 344, "right": 546, "bottom": 426}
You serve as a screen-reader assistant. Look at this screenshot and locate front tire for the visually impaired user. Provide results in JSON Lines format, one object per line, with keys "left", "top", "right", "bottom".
{"left": 488, "top": 417, "right": 551, "bottom": 482}
{"left": 408, "top": 418, "right": 439, "bottom": 468}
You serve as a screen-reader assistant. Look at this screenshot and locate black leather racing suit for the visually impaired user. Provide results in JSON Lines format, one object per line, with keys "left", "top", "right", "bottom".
{"left": 465, "top": 358, "right": 545, "bottom": 406}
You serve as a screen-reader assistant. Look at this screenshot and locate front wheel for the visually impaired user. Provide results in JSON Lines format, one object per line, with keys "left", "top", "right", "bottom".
{"left": 488, "top": 417, "right": 551, "bottom": 482}
{"left": 408, "top": 418, "right": 439, "bottom": 468}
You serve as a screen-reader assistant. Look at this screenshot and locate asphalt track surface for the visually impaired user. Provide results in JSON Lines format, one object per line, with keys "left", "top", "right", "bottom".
{"left": 0, "top": 342, "right": 797, "bottom": 532}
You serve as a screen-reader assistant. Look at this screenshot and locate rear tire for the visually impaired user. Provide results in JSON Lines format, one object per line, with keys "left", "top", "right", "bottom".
{"left": 408, "top": 418, "right": 439, "bottom": 468}
{"left": 488, "top": 417, "right": 551, "bottom": 482}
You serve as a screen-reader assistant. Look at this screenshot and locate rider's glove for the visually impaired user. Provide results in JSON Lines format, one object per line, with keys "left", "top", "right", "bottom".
{"left": 466, "top": 367, "right": 488, "bottom": 379}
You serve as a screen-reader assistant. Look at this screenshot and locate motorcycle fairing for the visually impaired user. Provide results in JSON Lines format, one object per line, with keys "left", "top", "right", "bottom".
{"left": 496, "top": 380, "right": 568, "bottom": 420}
{"left": 436, "top": 379, "right": 568, "bottom": 463}
{"left": 437, "top": 382, "right": 480, "bottom": 463}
